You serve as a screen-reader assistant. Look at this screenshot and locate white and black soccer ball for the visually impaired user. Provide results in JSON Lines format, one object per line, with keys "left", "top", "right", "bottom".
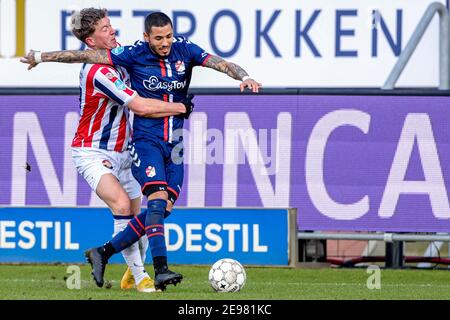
{"left": 208, "top": 258, "right": 246, "bottom": 292}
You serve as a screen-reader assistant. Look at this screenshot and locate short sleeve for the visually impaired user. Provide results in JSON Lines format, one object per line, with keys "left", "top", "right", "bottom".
{"left": 183, "top": 39, "right": 212, "bottom": 66}
{"left": 92, "top": 66, "right": 137, "bottom": 106}
{"left": 108, "top": 45, "right": 137, "bottom": 70}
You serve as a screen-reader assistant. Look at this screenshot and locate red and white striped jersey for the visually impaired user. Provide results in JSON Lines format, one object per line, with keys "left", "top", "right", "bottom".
{"left": 71, "top": 63, "right": 137, "bottom": 152}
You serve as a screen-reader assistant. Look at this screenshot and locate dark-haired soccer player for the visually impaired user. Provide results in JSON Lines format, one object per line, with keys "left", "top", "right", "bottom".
{"left": 23, "top": 8, "right": 193, "bottom": 293}
{"left": 21, "top": 11, "right": 261, "bottom": 291}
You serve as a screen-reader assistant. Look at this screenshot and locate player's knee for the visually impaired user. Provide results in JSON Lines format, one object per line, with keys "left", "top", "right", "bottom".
{"left": 110, "top": 196, "right": 132, "bottom": 216}
{"left": 164, "top": 201, "right": 173, "bottom": 218}
{"left": 167, "top": 188, "right": 179, "bottom": 205}
{"left": 142, "top": 183, "right": 168, "bottom": 200}
{"left": 147, "top": 190, "right": 168, "bottom": 201}
{"left": 147, "top": 198, "right": 167, "bottom": 223}
{"left": 147, "top": 198, "right": 167, "bottom": 216}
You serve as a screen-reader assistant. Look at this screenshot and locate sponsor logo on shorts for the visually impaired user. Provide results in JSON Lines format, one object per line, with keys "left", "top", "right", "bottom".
{"left": 102, "top": 160, "right": 113, "bottom": 169}
{"left": 146, "top": 166, "right": 156, "bottom": 178}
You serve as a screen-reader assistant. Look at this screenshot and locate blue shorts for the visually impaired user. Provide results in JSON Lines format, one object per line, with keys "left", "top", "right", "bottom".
{"left": 129, "top": 137, "right": 183, "bottom": 203}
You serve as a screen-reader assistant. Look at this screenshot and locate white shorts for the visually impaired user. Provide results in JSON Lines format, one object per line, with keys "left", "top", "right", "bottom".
{"left": 71, "top": 147, "right": 141, "bottom": 200}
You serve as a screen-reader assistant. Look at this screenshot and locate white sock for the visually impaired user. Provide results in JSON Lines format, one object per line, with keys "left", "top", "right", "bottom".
{"left": 138, "top": 236, "right": 149, "bottom": 264}
{"left": 113, "top": 218, "right": 149, "bottom": 285}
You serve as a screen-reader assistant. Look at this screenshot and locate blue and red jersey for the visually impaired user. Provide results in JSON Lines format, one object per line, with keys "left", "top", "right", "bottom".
{"left": 108, "top": 37, "right": 211, "bottom": 142}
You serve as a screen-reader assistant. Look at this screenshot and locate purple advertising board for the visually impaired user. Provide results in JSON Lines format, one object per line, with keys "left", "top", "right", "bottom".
{"left": 1, "top": 94, "right": 450, "bottom": 232}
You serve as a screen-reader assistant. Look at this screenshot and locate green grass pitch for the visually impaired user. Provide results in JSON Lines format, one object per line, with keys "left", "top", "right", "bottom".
{"left": 0, "top": 264, "right": 450, "bottom": 300}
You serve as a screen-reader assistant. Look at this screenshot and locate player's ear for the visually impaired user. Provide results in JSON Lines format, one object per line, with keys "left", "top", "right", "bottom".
{"left": 143, "top": 32, "right": 150, "bottom": 42}
{"left": 84, "top": 37, "right": 95, "bottom": 48}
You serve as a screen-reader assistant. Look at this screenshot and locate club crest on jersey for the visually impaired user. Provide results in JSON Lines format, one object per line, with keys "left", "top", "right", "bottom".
{"left": 175, "top": 60, "right": 185, "bottom": 74}
{"left": 105, "top": 72, "right": 115, "bottom": 80}
{"left": 102, "top": 160, "right": 113, "bottom": 169}
{"left": 111, "top": 47, "right": 124, "bottom": 55}
{"left": 146, "top": 166, "right": 156, "bottom": 178}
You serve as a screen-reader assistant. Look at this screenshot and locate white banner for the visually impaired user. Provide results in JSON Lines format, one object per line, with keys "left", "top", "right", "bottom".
{"left": 0, "top": 0, "right": 446, "bottom": 87}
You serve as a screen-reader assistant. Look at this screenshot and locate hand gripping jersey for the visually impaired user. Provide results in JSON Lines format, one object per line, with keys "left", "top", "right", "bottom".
{"left": 71, "top": 63, "right": 137, "bottom": 151}
{"left": 108, "top": 37, "right": 211, "bottom": 143}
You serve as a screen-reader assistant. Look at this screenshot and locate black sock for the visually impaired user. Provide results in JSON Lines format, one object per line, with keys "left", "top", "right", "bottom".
{"left": 98, "top": 242, "right": 116, "bottom": 261}
{"left": 153, "top": 256, "right": 168, "bottom": 274}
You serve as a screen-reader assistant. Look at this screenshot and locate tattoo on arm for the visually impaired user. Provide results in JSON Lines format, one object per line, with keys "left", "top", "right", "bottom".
{"left": 42, "top": 49, "right": 111, "bottom": 65}
{"left": 205, "top": 55, "right": 248, "bottom": 81}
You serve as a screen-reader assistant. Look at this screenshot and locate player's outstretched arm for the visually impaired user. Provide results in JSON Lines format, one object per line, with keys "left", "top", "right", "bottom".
{"left": 204, "top": 55, "right": 262, "bottom": 93}
{"left": 20, "top": 49, "right": 111, "bottom": 70}
{"left": 128, "top": 96, "right": 186, "bottom": 118}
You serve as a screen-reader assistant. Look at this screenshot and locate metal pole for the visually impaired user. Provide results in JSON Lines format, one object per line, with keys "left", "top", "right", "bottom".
{"left": 297, "top": 232, "right": 450, "bottom": 242}
{"left": 385, "top": 241, "right": 404, "bottom": 269}
{"left": 383, "top": 2, "right": 449, "bottom": 90}
{"left": 439, "top": 5, "right": 450, "bottom": 89}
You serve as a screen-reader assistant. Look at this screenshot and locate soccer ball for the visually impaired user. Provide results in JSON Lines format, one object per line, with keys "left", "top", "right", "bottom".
{"left": 208, "top": 258, "right": 246, "bottom": 292}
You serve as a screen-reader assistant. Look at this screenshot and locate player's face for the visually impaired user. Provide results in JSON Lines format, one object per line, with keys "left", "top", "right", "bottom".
{"left": 144, "top": 24, "right": 173, "bottom": 57}
{"left": 87, "top": 17, "right": 117, "bottom": 50}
